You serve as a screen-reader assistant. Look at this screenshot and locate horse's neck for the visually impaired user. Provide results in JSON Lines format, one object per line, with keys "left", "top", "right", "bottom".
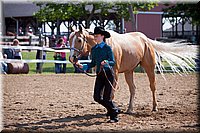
{"left": 86, "top": 30, "right": 121, "bottom": 49}
{"left": 87, "top": 35, "right": 96, "bottom": 47}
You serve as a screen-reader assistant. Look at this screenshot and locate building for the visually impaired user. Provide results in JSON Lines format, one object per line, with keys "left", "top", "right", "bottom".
{"left": 2, "top": 2, "right": 40, "bottom": 36}
{"left": 125, "top": 4, "right": 169, "bottom": 39}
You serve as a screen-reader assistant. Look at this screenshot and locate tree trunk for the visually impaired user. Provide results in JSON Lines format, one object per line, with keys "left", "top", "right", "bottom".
{"left": 47, "top": 22, "right": 55, "bottom": 35}
{"left": 128, "top": 4, "right": 136, "bottom": 32}
{"left": 114, "top": 20, "right": 120, "bottom": 33}
{"left": 175, "top": 17, "right": 178, "bottom": 37}
{"left": 182, "top": 17, "right": 185, "bottom": 37}
{"left": 121, "top": 17, "right": 125, "bottom": 33}
{"left": 197, "top": 25, "right": 200, "bottom": 44}
{"left": 56, "top": 19, "right": 61, "bottom": 35}
{"left": 1, "top": 2, "right": 5, "bottom": 35}
{"left": 85, "top": 4, "right": 96, "bottom": 28}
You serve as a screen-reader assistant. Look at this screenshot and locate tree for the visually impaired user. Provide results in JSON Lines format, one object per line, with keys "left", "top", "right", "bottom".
{"left": 163, "top": 2, "right": 200, "bottom": 25}
{"left": 163, "top": 2, "right": 200, "bottom": 43}
{"left": 34, "top": 2, "right": 114, "bottom": 31}
{"left": 34, "top": 2, "right": 86, "bottom": 35}
{"left": 113, "top": 1, "right": 157, "bottom": 31}
{"left": 33, "top": 1, "right": 157, "bottom": 34}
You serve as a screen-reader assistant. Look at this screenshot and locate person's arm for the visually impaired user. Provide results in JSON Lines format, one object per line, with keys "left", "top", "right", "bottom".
{"left": 105, "top": 46, "right": 115, "bottom": 66}
{"left": 87, "top": 51, "right": 96, "bottom": 69}
{"left": 78, "top": 48, "right": 96, "bottom": 71}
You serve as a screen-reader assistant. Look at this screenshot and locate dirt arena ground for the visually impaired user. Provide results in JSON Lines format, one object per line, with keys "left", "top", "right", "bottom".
{"left": 1, "top": 73, "right": 199, "bottom": 133}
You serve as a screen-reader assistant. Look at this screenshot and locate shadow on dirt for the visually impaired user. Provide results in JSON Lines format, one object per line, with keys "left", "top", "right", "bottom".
{"left": 3, "top": 113, "right": 106, "bottom": 131}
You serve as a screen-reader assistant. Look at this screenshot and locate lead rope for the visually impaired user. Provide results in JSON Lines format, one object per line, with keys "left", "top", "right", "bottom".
{"left": 102, "top": 62, "right": 119, "bottom": 91}
{"left": 74, "top": 64, "right": 101, "bottom": 77}
{"left": 74, "top": 60, "right": 119, "bottom": 91}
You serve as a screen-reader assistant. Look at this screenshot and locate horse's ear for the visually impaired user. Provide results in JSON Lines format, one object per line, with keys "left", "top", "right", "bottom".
{"left": 88, "top": 32, "right": 94, "bottom": 35}
{"left": 85, "top": 29, "right": 94, "bottom": 35}
{"left": 70, "top": 25, "right": 76, "bottom": 32}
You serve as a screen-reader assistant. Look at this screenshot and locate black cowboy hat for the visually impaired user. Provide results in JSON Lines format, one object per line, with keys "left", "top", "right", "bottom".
{"left": 93, "top": 26, "right": 110, "bottom": 38}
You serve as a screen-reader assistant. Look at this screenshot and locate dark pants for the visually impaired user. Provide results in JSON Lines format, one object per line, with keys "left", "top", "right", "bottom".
{"left": 14, "top": 56, "right": 21, "bottom": 59}
{"left": 93, "top": 69, "right": 118, "bottom": 116}
{"left": 55, "top": 57, "right": 66, "bottom": 74}
{"left": 36, "top": 55, "right": 46, "bottom": 73}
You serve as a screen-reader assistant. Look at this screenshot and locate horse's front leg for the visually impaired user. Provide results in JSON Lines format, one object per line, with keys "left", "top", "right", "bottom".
{"left": 124, "top": 71, "right": 136, "bottom": 114}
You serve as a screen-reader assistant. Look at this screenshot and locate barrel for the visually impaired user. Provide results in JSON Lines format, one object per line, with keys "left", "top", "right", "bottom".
{"left": 7, "top": 62, "right": 29, "bottom": 74}
{"left": 21, "top": 63, "right": 29, "bottom": 74}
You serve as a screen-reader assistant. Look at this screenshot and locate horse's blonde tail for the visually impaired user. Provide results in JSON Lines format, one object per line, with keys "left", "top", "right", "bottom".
{"left": 148, "top": 39, "right": 199, "bottom": 75}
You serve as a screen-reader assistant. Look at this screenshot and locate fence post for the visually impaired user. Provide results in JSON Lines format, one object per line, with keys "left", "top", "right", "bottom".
{"left": 36, "top": 35, "right": 43, "bottom": 73}
{"left": 29, "top": 36, "right": 32, "bottom": 46}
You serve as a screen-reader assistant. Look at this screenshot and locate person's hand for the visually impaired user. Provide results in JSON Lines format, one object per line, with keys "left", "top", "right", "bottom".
{"left": 79, "top": 64, "right": 83, "bottom": 68}
{"left": 101, "top": 60, "right": 107, "bottom": 66}
{"left": 76, "top": 62, "right": 83, "bottom": 68}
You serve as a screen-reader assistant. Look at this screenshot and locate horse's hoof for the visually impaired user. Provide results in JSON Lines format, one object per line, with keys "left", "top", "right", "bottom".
{"left": 126, "top": 110, "right": 136, "bottom": 114}
{"left": 152, "top": 108, "right": 158, "bottom": 112}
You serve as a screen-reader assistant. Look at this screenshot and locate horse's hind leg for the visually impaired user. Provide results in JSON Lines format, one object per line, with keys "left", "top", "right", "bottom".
{"left": 124, "top": 70, "right": 136, "bottom": 114}
{"left": 141, "top": 45, "right": 158, "bottom": 111}
{"left": 145, "top": 69, "right": 158, "bottom": 111}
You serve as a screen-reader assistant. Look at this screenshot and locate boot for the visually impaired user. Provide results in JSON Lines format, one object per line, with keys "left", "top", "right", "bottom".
{"left": 106, "top": 108, "right": 121, "bottom": 118}
{"left": 107, "top": 112, "right": 119, "bottom": 123}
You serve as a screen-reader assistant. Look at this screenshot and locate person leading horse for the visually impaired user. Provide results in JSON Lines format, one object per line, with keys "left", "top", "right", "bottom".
{"left": 76, "top": 27, "right": 120, "bottom": 123}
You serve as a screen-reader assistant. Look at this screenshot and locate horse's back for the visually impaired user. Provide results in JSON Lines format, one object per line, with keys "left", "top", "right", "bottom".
{"left": 108, "top": 31, "right": 148, "bottom": 72}
{"left": 125, "top": 32, "right": 148, "bottom": 40}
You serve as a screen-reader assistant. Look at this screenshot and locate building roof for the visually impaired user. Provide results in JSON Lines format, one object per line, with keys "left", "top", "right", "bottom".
{"left": 3, "top": 3, "right": 40, "bottom": 17}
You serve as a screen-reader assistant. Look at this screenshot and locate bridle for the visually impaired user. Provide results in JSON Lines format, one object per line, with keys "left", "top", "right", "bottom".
{"left": 73, "top": 35, "right": 88, "bottom": 54}
{"left": 69, "top": 34, "right": 86, "bottom": 63}
{"left": 69, "top": 32, "right": 99, "bottom": 77}
{"left": 80, "top": 35, "right": 88, "bottom": 52}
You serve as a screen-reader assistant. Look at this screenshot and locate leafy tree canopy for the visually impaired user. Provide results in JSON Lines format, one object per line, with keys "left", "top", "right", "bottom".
{"left": 163, "top": 2, "right": 200, "bottom": 25}
{"left": 34, "top": 1, "right": 157, "bottom": 23}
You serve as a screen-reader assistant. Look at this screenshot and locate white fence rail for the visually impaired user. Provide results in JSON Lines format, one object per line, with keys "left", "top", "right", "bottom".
{"left": 0, "top": 35, "right": 40, "bottom": 46}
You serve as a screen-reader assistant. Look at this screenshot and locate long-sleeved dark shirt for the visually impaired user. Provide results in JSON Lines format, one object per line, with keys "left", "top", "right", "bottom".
{"left": 82, "top": 41, "right": 115, "bottom": 73}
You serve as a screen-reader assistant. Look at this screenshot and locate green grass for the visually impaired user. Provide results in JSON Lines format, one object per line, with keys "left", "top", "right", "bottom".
{"left": 21, "top": 51, "right": 197, "bottom": 74}
{"left": 22, "top": 51, "right": 75, "bottom": 74}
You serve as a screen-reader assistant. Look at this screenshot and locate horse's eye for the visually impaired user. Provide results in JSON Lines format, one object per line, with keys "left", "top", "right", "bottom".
{"left": 78, "top": 39, "right": 82, "bottom": 43}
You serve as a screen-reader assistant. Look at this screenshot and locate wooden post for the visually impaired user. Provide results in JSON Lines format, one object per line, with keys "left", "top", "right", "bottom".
{"left": 36, "top": 34, "right": 43, "bottom": 73}
{"left": 29, "top": 36, "right": 32, "bottom": 46}
{"left": 128, "top": 4, "right": 136, "bottom": 32}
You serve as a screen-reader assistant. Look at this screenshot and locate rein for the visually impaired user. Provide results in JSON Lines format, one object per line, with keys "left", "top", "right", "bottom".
{"left": 102, "top": 63, "right": 119, "bottom": 91}
{"left": 73, "top": 64, "right": 98, "bottom": 77}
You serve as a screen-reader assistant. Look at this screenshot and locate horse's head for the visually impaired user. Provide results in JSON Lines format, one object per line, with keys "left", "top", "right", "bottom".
{"left": 69, "top": 25, "right": 95, "bottom": 64}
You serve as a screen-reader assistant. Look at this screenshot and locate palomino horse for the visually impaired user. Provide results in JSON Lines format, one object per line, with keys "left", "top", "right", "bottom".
{"left": 69, "top": 26, "right": 197, "bottom": 113}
